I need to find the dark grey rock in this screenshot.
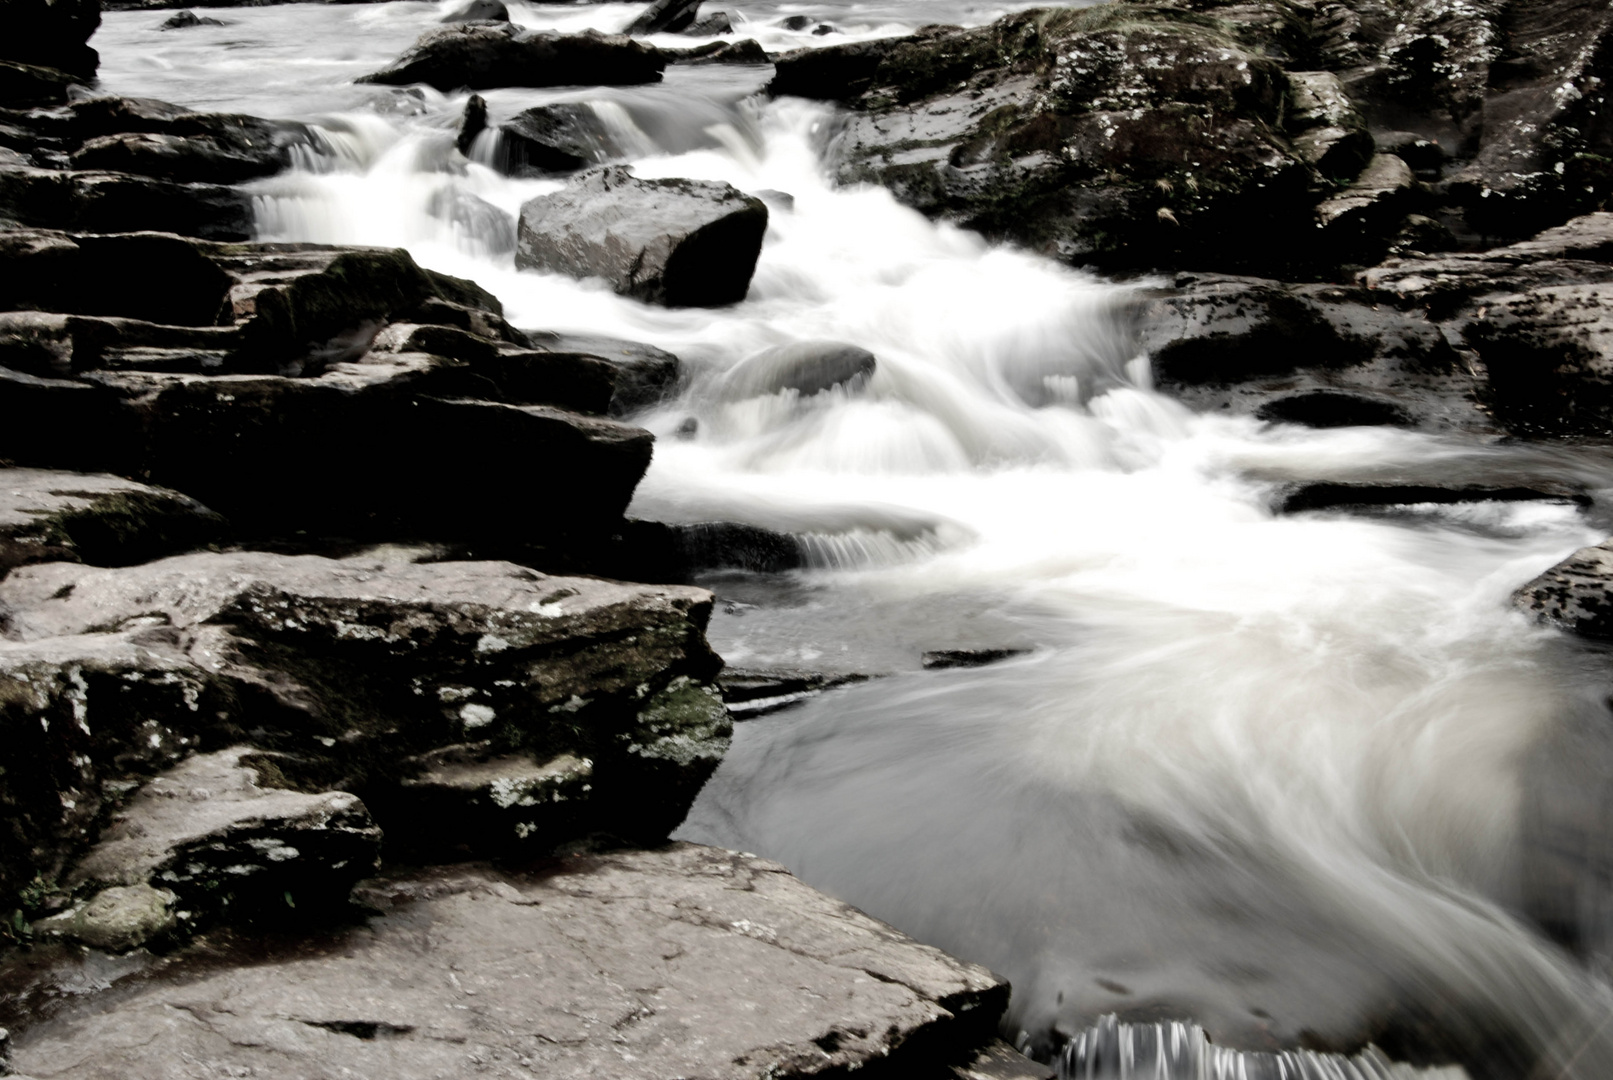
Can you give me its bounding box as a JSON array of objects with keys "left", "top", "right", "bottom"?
[
  {"left": 662, "top": 37, "right": 768, "bottom": 64},
  {"left": 159, "top": 10, "right": 224, "bottom": 29},
  {"left": 624, "top": 0, "right": 701, "bottom": 35},
  {"left": 0, "top": 0, "right": 100, "bottom": 82},
  {"left": 1255, "top": 391, "right": 1413, "bottom": 428},
  {"left": 719, "top": 340, "right": 875, "bottom": 399},
  {"left": 441, "top": 0, "right": 506, "bottom": 23},
  {"left": 0, "top": 166, "right": 255, "bottom": 240},
  {"left": 522, "top": 329, "right": 681, "bottom": 415},
  {"left": 9, "top": 846, "right": 1009, "bottom": 1079},
  {"left": 357, "top": 24, "right": 666, "bottom": 92},
  {"left": 718, "top": 666, "right": 872, "bottom": 719},
  {"left": 0, "top": 552, "right": 730, "bottom": 860},
  {"left": 922, "top": 648, "right": 1030, "bottom": 670},
  {"left": 497, "top": 102, "right": 617, "bottom": 174},
  {"left": 36, "top": 747, "right": 382, "bottom": 949},
  {"left": 516, "top": 166, "right": 767, "bottom": 308},
  {"left": 1279, "top": 481, "right": 1587, "bottom": 515},
  {"left": 455, "top": 92, "right": 487, "bottom": 155},
  {"left": 0, "top": 467, "right": 226, "bottom": 576},
  {"left": 772, "top": 9, "right": 1320, "bottom": 275},
  {"left": 1515, "top": 537, "right": 1613, "bottom": 639},
  {"left": 1286, "top": 71, "right": 1374, "bottom": 179},
  {"left": 684, "top": 11, "right": 732, "bottom": 35}
]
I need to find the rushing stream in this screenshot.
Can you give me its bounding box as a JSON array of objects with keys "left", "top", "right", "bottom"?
[{"left": 89, "top": 2, "right": 1613, "bottom": 1075}]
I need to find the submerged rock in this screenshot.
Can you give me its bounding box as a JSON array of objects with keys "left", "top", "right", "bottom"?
[
  {"left": 719, "top": 340, "right": 876, "bottom": 399},
  {"left": 9, "top": 846, "right": 1009, "bottom": 1079},
  {"left": 159, "top": 10, "right": 225, "bottom": 29},
  {"left": 515, "top": 166, "right": 767, "bottom": 307},
  {"left": 357, "top": 24, "right": 666, "bottom": 92},
  {"left": 440, "top": 0, "right": 506, "bottom": 23}
]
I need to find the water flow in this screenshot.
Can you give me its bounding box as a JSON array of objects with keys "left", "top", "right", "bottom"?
[{"left": 88, "top": 4, "right": 1613, "bottom": 1075}]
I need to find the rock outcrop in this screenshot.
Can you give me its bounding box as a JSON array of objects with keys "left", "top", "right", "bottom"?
[
  {"left": 7, "top": 846, "right": 1010, "bottom": 1079},
  {"left": 358, "top": 23, "right": 667, "bottom": 91},
  {"left": 516, "top": 166, "right": 768, "bottom": 307},
  {"left": 0, "top": 230, "right": 656, "bottom": 548},
  {"left": 0, "top": 552, "right": 730, "bottom": 919},
  {"left": 719, "top": 340, "right": 877, "bottom": 399}
]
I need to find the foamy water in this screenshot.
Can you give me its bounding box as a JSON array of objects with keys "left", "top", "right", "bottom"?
[{"left": 89, "top": 4, "right": 1613, "bottom": 1074}]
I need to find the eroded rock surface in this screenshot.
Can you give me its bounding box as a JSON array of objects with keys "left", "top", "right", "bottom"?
[
  {"left": 0, "top": 553, "right": 729, "bottom": 914},
  {"left": 1515, "top": 537, "right": 1613, "bottom": 638},
  {"left": 11, "top": 846, "right": 1010, "bottom": 1080},
  {"left": 0, "top": 468, "right": 225, "bottom": 575}
]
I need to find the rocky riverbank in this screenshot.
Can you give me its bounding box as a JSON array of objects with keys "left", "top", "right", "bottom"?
[{"left": 6, "top": 0, "right": 1613, "bottom": 1075}]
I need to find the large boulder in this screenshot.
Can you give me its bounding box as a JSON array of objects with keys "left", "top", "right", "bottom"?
[
  {"left": 0, "top": 166, "right": 256, "bottom": 239},
  {"left": 0, "top": 0, "right": 101, "bottom": 81},
  {"left": 495, "top": 102, "right": 619, "bottom": 175},
  {"left": 357, "top": 23, "right": 666, "bottom": 91},
  {"left": 516, "top": 166, "right": 767, "bottom": 307},
  {"left": 68, "top": 114, "right": 317, "bottom": 185},
  {"left": 8, "top": 846, "right": 1009, "bottom": 1079},
  {"left": 0, "top": 552, "right": 731, "bottom": 911},
  {"left": 772, "top": 6, "right": 1321, "bottom": 274}
]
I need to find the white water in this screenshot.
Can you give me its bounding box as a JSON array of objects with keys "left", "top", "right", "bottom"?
[{"left": 92, "top": 3, "right": 1613, "bottom": 1075}]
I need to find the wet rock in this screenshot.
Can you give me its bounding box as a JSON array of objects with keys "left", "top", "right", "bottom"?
[
  {"left": 604, "top": 518, "right": 804, "bottom": 583},
  {"left": 68, "top": 114, "right": 316, "bottom": 185},
  {"left": 1255, "top": 390, "right": 1412, "bottom": 428},
  {"left": 441, "top": 0, "right": 506, "bottom": 23},
  {"left": 515, "top": 165, "right": 767, "bottom": 308},
  {"left": 1515, "top": 537, "right": 1613, "bottom": 639},
  {"left": 1135, "top": 272, "right": 1493, "bottom": 432},
  {"left": 719, "top": 340, "right": 876, "bottom": 399},
  {"left": 0, "top": 468, "right": 226, "bottom": 576},
  {"left": 496, "top": 102, "right": 617, "bottom": 174},
  {"left": 38, "top": 748, "right": 381, "bottom": 948},
  {"left": 10, "top": 846, "right": 1008, "bottom": 1079},
  {"left": 159, "top": 10, "right": 224, "bottom": 29},
  {"left": 954, "top": 1040, "right": 1058, "bottom": 1080},
  {"left": 922, "top": 648, "right": 1030, "bottom": 670},
  {"left": 777, "top": 7, "right": 1319, "bottom": 274},
  {"left": 778, "top": 14, "right": 813, "bottom": 30},
  {"left": 0, "top": 0, "right": 101, "bottom": 82},
  {"left": 357, "top": 24, "right": 667, "bottom": 92},
  {"left": 454, "top": 92, "right": 487, "bottom": 155},
  {"left": 522, "top": 329, "right": 681, "bottom": 415},
  {"left": 719, "top": 667, "right": 872, "bottom": 719},
  {"left": 662, "top": 37, "right": 768, "bottom": 64},
  {"left": 1278, "top": 482, "right": 1587, "bottom": 515},
  {"left": 424, "top": 186, "right": 517, "bottom": 254},
  {"left": 684, "top": 11, "right": 732, "bottom": 35},
  {"left": 0, "top": 166, "right": 256, "bottom": 239},
  {"left": 0, "top": 60, "right": 79, "bottom": 110},
  {"left": 624, "top": 0, "right": 702, "bottom": 36},
  {"left": 0, "top": 552, "right": 730, "bottom": 850},
  {"left": 379, "top": 748, "right": 594, "bottom": 859}
]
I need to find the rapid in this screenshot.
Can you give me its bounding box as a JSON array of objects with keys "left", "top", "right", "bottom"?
[{"left": 90, "top": 2, "right": 1613, "bottom": 1075}]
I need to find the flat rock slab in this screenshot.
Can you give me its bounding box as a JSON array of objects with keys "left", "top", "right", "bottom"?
[{"left": 10, "top": 844, "right": 1009, "bottom": 1080}]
